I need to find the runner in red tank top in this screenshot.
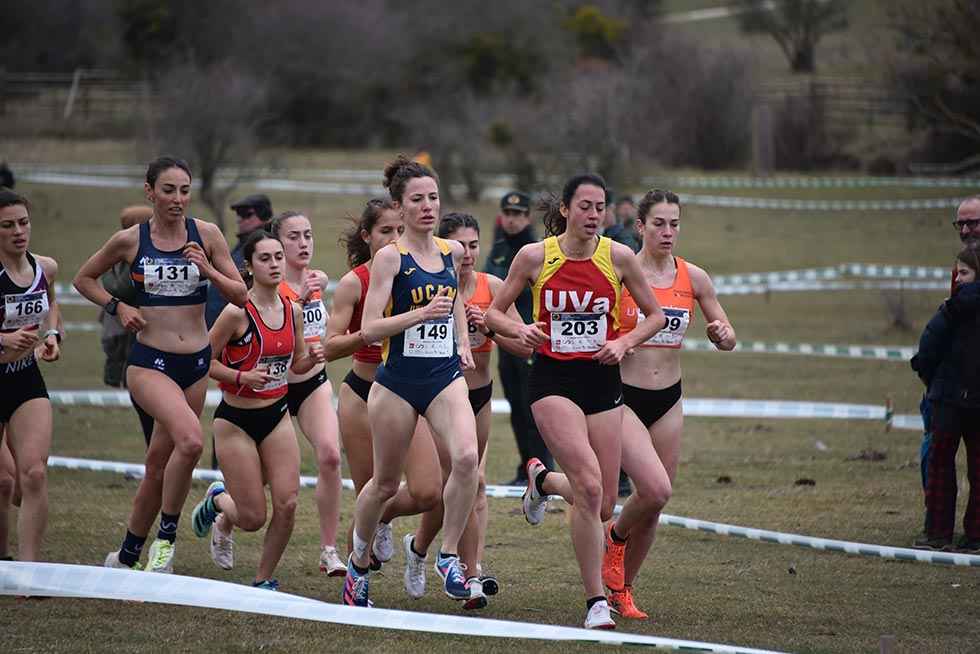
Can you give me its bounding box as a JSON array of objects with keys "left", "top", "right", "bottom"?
[
  {"left": 270, "top": 211, "right": 346, "bottom": 577},
  {"left": 486, "top": 174, "right": 666, "bottom": 629},
  {"left": 324, "top": 199, "right": 442, "bottom": 583},
  {"left": 191, "top": 231, "right": 325, "bottom": 591}
]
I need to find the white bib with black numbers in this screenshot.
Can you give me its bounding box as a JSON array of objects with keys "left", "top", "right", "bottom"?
[
  {"left": 143, "top": 258, "right": 201, "bottom": 297},
  {"left": 550, "top": 312, "right": 606, "bottom": 353},
  {"left": 468, "top": 322, "right": 487, "bottom": 349},
  {"left": 404, "top": 317, "right": 454, "bottom": 358},
  {"left": 639, "top": 307, "right": 690, "bottom": 348},
  {"left": 3, "top": 291, "right": 49, "bottom": 330},
  {"left": 302, "top": 299, "right": 327, "bottom": 340},
  {"left": 257, "top": 354, "right": 292, "bottom": 392}
]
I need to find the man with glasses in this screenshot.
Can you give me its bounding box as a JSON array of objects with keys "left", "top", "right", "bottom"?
[
  {"left": 916, "top": 196, "right": 980, "bottom": 533},
  {"left": 205, "top": 194, "right": 273, "bottom": 328},
  {"left": 485, "top": 191, "right": 555, "bottom": 485}
]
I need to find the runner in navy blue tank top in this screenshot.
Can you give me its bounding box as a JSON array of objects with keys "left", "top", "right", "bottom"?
[
  {"left": 74, "top": 156, "right": 246, "bottom": 574},
  {"left": 0, "top": 189, "right": 62, "bottom": 564},
  {"left": 343, "top": 156, "right": 479, "bottom": 609}
]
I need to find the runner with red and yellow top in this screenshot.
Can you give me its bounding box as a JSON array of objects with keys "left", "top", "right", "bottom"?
[
  {"left": 485, "top": 173, "right": 666, "bottom": 630},
  {"left": 408, "top": 212, "right": 531, "bottom": 610}
]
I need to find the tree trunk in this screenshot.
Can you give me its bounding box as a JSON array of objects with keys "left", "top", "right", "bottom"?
[{"left": 791, "top": 44, "right": 816, "bottom": 73}]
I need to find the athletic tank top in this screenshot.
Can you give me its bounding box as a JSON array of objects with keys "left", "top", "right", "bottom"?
[
  {"left": 467, "top": 272, "right": 495, "bottom": 354},
  {"left": 531, "top": 236, "right": 621, "bottom": 361},
  {"left": 0, "top": 253, "right": 49, "bottom": 333},
  {"left": 279, "top": 280, "right": 326, "bottom": 344},
  {"left": 130, "top": 218, "right": 209, "bottom": 307},
  {"left": 350, "top": 264, "right": 382, "bottom": 364},
  {"left": 619, "top": 256, "right": 696, "bottom": 349},
  {"left": 380, "top": 238, "right": 459, "bottom": 375},
  {"left": 218, "top": 294, "right": 295, "bottom": 399}
]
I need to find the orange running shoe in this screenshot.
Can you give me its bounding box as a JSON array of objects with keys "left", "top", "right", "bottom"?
[
  {"left": 601, "top": 523, "right": 626, "bottom": 591},
  {"left": 608, "top": 586, "right": 648, "bottom": 619}
]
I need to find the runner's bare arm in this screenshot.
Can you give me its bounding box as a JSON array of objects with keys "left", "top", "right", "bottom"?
[
  {"left": 486, "top": 244, "right": 547, "bottom": 346},
  {"left": 485, "top": 274, "right": 533, "bottom": 358},
  {"left": 195, "top": 221, "right": 247, "bottom": 307},
  {"left": 689, "top": 264, "right": 735, "bottom": 350},
  {"left": 324, "top": 271, "right": 368, "bottom": 361}
]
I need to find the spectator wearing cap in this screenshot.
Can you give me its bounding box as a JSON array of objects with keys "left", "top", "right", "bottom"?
[
  {"left": 0, "top": 161, "right": 14, "bottom": 189},
  {"left": 205, "top": 193, "right": 273, "bottom": 328},
  {"left": 603, "top": 191, "right": 640, "bottom": 253},
  {"left": 484, "top": 191, "right": 555, "bottom": 485}
]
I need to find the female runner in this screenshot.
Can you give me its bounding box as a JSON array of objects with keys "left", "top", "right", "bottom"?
[
  {"left": 75, "top": 156, "right": 246, "bottom": 573},
  {"left": 0, "top": 189, "right": 62, "bottom": 563},
  {"left": 408, "top": 212, "right": 532, "bottom": 609},
  {"left": 343, "top": 156, "right": 478, "bottom": 608},
  {"left": 269, "top": 210, "right": 345, "bottom": 576},
  {"left": 324, "top": 199, "right": 441, "bottom": 578},
  {"left": 191, "top": 230, "right": 325, "bottom": 589},
  {"left": 485, "top": 173, "right": 666, "bottom": 629},
  {"left": 527, "top": 189, "right": 736, "bottom": 619}
]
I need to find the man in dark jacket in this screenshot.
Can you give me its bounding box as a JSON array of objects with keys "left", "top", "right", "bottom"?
[
  {"left": 484, "top": 191, "right": 554, "bottom": 484},
  {"left": 205, "top": 193, "right": 273, "bottom": 328},
  {"left": 911, "top": 276, "right": 980, "bottom": 552}
]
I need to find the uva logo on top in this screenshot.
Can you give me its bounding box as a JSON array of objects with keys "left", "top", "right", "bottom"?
[{"left": 544, "top": 289, "right": 610, "bottom": 314}]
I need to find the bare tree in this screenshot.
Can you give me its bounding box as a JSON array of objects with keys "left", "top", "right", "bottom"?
[
  {"left": 736, "top": 0, "right": 849, "bottom": 73},
  {"left": 155, "top": 61, "right": 267, "bottom": 234}
]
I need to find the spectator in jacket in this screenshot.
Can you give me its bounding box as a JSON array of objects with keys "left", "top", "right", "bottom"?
[{"left": 911, "top": 246, "right": 980, "bottom": 553}]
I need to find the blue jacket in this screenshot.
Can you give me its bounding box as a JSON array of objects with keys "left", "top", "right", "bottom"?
[{"left": 911, "top": 281, "right": 980, "bottom": 408}]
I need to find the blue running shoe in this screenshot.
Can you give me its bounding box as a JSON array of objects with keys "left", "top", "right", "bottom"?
[
  {"left": 434, "top": 553, "right": 469, "bottom": 600},
  {"left": 251, "top": 578, "right": 279, "bottom": 591},
  {"left": 342, "top": 555, "right": 370, "bottom": 607},
  {"left": 191, "top": 481, "right": 225, "bottom": 538}
]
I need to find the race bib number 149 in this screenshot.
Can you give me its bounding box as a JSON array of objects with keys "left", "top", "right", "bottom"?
[{"left": 404, "top": 317, "right": 454, "bottom": 358}]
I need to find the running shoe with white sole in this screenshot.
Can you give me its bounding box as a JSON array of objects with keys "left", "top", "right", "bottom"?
[
  {"left": 191, "top": 481, "right": 225, "bottom": 538},
  {"left": 462, "top": 576, "right": 487, "bottom": 610},
  {"left": 584, "top": 599, "right": 616, "bottom": 629},
  {"left": 320, "top": 545, "right": 347, "bottom": 577},
  {"left": 608, "top": 586, "right": 648, "bottom": 619},
  {"left": 210, "top": 514, "right": 234, "bottom": 570},
  {"left": 373, "top": 522, "right": 394, "bottom": 562},
  {"left": 523, "top": 457, "right": 548, "bottom": 525},
  {"left": 403, "top": 534, "right": 427, "bottom": 599},
  {"left": 104, "top": 551, "right": 143, "bottom": 571},
  {"left": 434, "top": 552, "right": 469, "bottom": 600},
  {"left": 145, "top": 539, "right": 175, "bottom": 574},
  {"left": 342, "top": 555, "right": 370, "bottom": 607},
  {"left": 252, "top": 578, "right": 280, "bottom": 591},
  {"left": 475, "top": 563, "right": 499, "bottom": 595}
]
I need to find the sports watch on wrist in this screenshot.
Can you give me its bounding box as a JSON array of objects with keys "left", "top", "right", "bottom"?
[{"left": 104, "top": 297, "right": 120, "bottom": 316}]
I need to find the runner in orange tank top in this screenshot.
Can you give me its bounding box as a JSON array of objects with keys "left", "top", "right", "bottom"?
[
  {"left": 485, "top": 173, "right": 666, "bottom": 630},
  {"left": 324, "top": 199, "right": 442, "bottom": 584},
  {"left": 408, "top": 212, "right": 531, "bottom": 609},
  {"left": 534, "top": 189, "right": 736, "bottom": 619},
  {"left": 270, "top": 211, "right": 346, "bottom": 576}
]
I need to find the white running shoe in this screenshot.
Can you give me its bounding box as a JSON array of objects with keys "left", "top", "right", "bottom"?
[
  {"left": 462, "top": 576, "right": 487, "bottom": 610},
  {"left": 373, "top": 522, "right": 394, "bottom": 562},
  {"left": 145, "top": 539, "right": 175, "bottom": 574},
  {"left": 104, "top": 550, "right": 142, "bottom": 570},
  {"left": 320, "top": 545, "right": 347, "bottom": 577},
  {"left": 584, "top": 600, "right": 616, "bottom": 630},
  {"left": 523, "top": 458, "right": 548, "bottom": 526},
  {"left": 210, "top": 514, "right": 234, "bottom": 570},
  {"left": 402, "top": 534, "right": 427, "bottom": 599}
]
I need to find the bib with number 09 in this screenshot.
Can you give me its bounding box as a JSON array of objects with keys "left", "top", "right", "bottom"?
[
  {"left": 550, "top": 312, "right": 606, "bottom": 353},
  {"left": 144, "top": 258, "right": 201, "bottom": 297},
  {"left": 3, "top": 291, "right": 49, "bottom": 330},
  {"left": 639, "top": 307, "right": 689, "bottom": 348},
  {"left": 404, "top": 317, "right": 454, "bottom": 358},
  {"left": 257, "top": 354, "right": 292, "bottom": 392},
  {"left": 302, "top": 299, "right": 326, "bottom": 340}
]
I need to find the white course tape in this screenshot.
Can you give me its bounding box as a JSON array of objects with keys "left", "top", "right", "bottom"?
[
  {"left": 47, "top": 390, "right": 921, "bottom": 431},
  {"left": 713, "top": 263, "right": 949, "bottom": 286},
  {"left": 646, "top": 174, "right": 980, "bottom": 189},
  {"left": 683, "top": 339, "right": 915, "bottom": 361},
  {"left": 715, "top": 280, "right": 947, "bottom": 295},
  {"left": 44, "top": 456, "right": 979, "bottom": 568},
  {"left": 0, "top": 562, "right": 786, "bottom": 652},
  {"left": 676, "top": 193, "right": 964, "bottom": 211}
]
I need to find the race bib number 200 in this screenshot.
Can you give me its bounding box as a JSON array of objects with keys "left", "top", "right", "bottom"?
[
  {"left": 302, "top": 299, "right": 327, "bottom": 340},
  {"left": 144, "top": 258, "right": 201, "bottom": 297},
  {"left": 3, "top": 291, "right": 49, "bottom": 330},
  {"left": 404, "top": 317, "right": 454, "bottom": 358},
  {"left": 550, "top": 312, "right": 606, "bottom": 353}
]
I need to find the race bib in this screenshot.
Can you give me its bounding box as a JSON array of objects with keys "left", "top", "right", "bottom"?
[
  {"left": 143, "top": 258, "right": 201, "bottom": 296},
  {"left": 302, "top": 299, "right": 327, "bottom": 340},
  {"left": 639, "top": 307, "right": 690, "bottom": 348},
  {"left": 468, "top": 321, "right": 487, "bottom": 349},
  {"left": 404, "top": 317, "right": 454, "bottom": 358},
  {"left": 257, "top": 354, "right": 291, "bottom": 392},
  {"left": 3, "top": 291, "right": 49, "bottom": 330},
  {"left": 550, "top": 312, "right": 606, "bottom": 353}
]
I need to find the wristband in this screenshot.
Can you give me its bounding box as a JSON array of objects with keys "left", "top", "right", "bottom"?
[
  {"left": 483, "top": 328, "right": 496, "bottom": 339},
  {"left": 44, "top": 329, "right": 62, "bottom": 344}
]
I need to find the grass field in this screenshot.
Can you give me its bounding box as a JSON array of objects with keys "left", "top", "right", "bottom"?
[{"left": 2, "top": 141, "right": 978, "bottom": 653}]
